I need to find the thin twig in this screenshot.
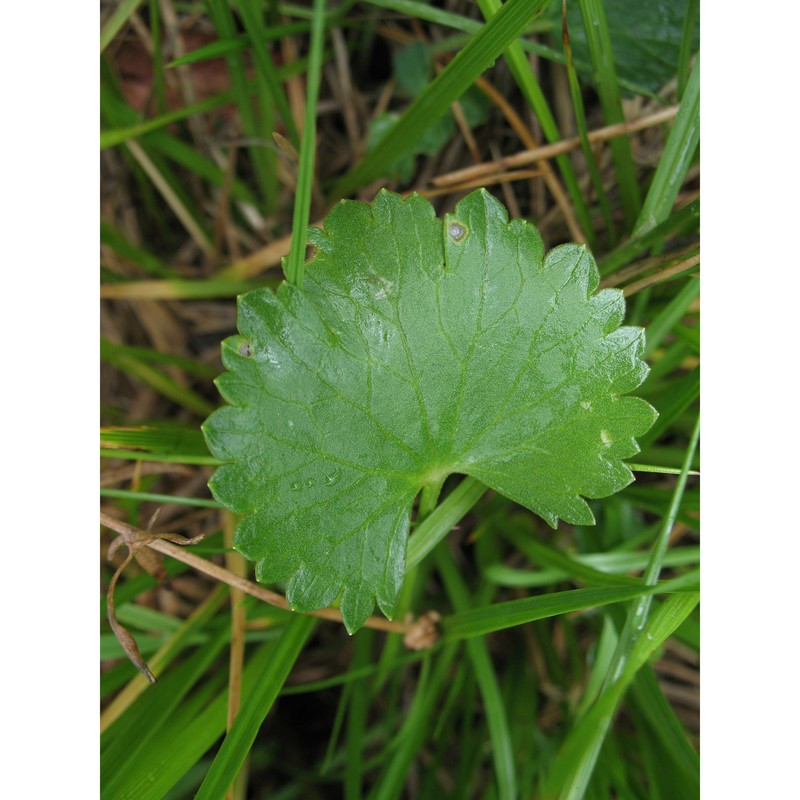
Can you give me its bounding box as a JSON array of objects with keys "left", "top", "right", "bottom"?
[
  {"left": 100, "top": 512, "right": 419, "bottom": 639},
  {"left": 418, "top": 169, "right": 541, "bottom": 199},
  {"left": 622, "top": 254, "right": 700, "bottom": 297},
  {"left": 432, "top": 105, "right": 679, "bottom": 188},
  {"left": 472, "top": 75, "right": 587, "bottom": 243},
  {"left": 125, "top": 140, "right": 216, "bottom": 261},
  {"left": 600, "top": 243, "right": 699, "bottom": 289}
]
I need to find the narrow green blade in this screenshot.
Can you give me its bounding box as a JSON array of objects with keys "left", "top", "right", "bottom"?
[
  {"left": 332, "top": 0, "right": 550, "bottom": 197},
  {"left": 194, "top": 615, "right": 316, "bottom": 800}
]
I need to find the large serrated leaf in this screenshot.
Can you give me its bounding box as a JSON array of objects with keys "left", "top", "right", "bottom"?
[{"left": 203, "top": 190, "right": 656, "bottom": 632}]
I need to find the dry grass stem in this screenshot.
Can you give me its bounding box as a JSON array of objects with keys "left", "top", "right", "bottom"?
[
  {"left": 433, "top": 105, "right": 679, "bottom": 188},
  {"left": 125, "top": 140, "right": 216, "bottom": 261},
  {"left": 622, "top": 253, "right": 700, "bottom": 297},
  {"left": 224, "top": 511, "right": 247, "bottom": 800},
  {"left": 473, "top": 76, "right": 587, "bottom": 243},
  {"left": 100, "top": 513, "right": 439, "bottom": 647},
  {"left": 419, "top": 168, "right": 542, "bottom": 199}
]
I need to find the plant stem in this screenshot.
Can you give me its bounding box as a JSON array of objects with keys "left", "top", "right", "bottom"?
[
  {"left": 408, "top": 476, "right": 486, "bottom": 567},
  {"left": 417, "top": 476, "right": 446, "bottom": 522},
  {"left": 284, "top": 0, "right": 327, "bottom": 287}
]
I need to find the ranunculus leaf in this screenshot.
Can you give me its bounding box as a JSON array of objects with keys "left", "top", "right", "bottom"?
[{"left": 203, "top": 190, "right": 656, "bottom": 632}]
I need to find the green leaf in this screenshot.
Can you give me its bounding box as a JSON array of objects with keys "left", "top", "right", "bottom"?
[
  {"left": 393, "top": 42, "right": 434, "bottom": 98},
  {"left": 366, "top": 111, "right": 455, "bottom": 183},
  {"left": 203, "top": 190, "right": 656, "bottom": 633},
  {"left": 551, "top": 0, "right": 699, "bottom": 96}
]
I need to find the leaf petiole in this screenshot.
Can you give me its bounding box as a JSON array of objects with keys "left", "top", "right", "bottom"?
[{"left": 417, "top": 476, "right": 446, "bottom": 522}]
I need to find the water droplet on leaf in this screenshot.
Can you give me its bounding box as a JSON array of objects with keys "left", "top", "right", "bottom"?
[{"left": 325, "top": 469, "right": 341, "bottom": 486}]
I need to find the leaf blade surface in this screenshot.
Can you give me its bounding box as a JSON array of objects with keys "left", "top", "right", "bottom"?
[{"left": 204, "top": 190, "right": 656, "bottom": 632}]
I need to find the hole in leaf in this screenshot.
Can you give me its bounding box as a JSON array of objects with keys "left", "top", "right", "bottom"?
[{"left": 448, "top": 221, "right": 467, "bottom": 242}]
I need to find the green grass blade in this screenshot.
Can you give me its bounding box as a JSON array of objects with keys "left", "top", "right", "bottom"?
[
  {"left": 194, "top": 615, "right": 316, "bottom": 800},
  {"left": 364, "top": 0, "right": 491, "bottom": 33},
  {"left": 166, "top": 24, "right": 311, "bottom": 67},
  {"left": 205, "top": 0, "right": 274, "bottom": 212},
  {"left": 639, "top": 367, "right": 699, "bottom": 449},
  {"left": 370, "top": 646, "right": 459, "bottom": 800},
  {"left": 645, "top": 341, "right": 692, "bottom": 385},
  {"left": 148, "top": 0, "right": 167, "bottom": 113},
  {"left": 103, "top": 62, "right": 312, "bottom": 153},
  {"left": 284, "top": 0, "right": 327, "bottom": 287},
  {"left": 629, "top": 666, "right": 699, "bottom": 788},
  {"left": 101, "top": 220, "right": 176, "bottom": 278},
  {"left": 169, "top": 36, "right": 250, "bottom": 66},
  {"left": 443, "top": 585, "right": 652, "bottom": 641},
  {"left": 541, "top": 592, "right": 699, "bottom": 800},
  {"left": 437, "top": 552, "right": 517, "bottom": 800},
  {"left": 644, "top": 278, "right": 701, "bottom": 357},
  {"left": 542, "top": 417, "right": 701, "bottom": 795},
  {"left": 476, "top": 0, "right": 594, "bottom": 244},
  {"left": 107, "top": 637, "right": 275, "bottom": 800},
  {"left": 99, "top": 337, "right": 217, "bottom": 378},
  {"left": 102, "top": 625, "right": 231, "bottom": 789},
  {"left": 576, "top": 0, "right": 641, "bottom": 229},
  {"left": 280, "top": 651, "right": 425, "bottom": 696},
  {"left": 235, "top": 0, "right": 300, "bottom": 146},
  {"left": 332, "top": 0, "right": 551, "bottom": 198},
  {"left": 100, "top": 0, "right": 146, "bottom": 54},
  {"left": 110, "top": 674, "right": 228, "bottom": 799},
  {"left": 677, "top": 0, "right": 699, "bottom": 99},
  {"left": 100, "top": 338, "right": 214, "bottom": 416},
  {"left": 100, "top": 92, "right": 235, "bottom": 150},
  {"left": 483, "top": 547, "right": 699, "bottom": 589},
  {"left": 365, "top": 0, "right": 661, "bottom": 100},
  {"left": 574, "top": 615, "right": 618, "bottom": 718},
  {"left": 634, "top": 55, "right": 700, "bottom": 236},
  {"left": 344, "top": 630, "right": 374, "bottom": 799},
  {"left": 561, "top": 0, "right": 615, "bottom": 248},
  {"left": 605, "top": 414, "right": 701, "bottom": 686},
  {"left": 100, "top": 424, "right": 214, "bottom": 461},
  {"left": 101, "top": 276, "right": 276, "bottom": 300},
  {"left": 100, "top": 488, "right": 223, "bottom": 508},
  {"left": 628, "top": 463, "right": 699, "bottom": 476},
  {"left": 599, "top": 198, "right": 699, "bottom": 276},
  {"left": 503, "top": 527, "right": 643, "bottom": 588}
]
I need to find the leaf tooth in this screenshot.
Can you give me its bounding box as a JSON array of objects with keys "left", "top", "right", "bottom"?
[
  {"left": 306, "top": 225, "right": 332, "bottom": 254},
  {"left": 590, "top": 288, "right": 626, "bottom": 334},
  {"left": 558, "top": 494, "right": 596, "bottom": 526},
  {"left": 286, "top": 563, "right": 341, "bottom": 613},
  {"left": 340, "top": 583, "right": 376, "bottom": 635},
  {"left": 544, "top": 243, "right": 600, "bottom": 297}
]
